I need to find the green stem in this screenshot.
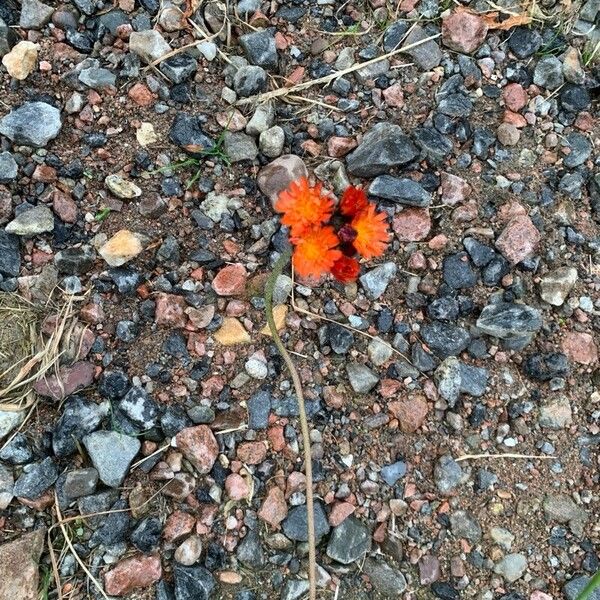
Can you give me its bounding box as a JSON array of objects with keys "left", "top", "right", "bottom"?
[
  {"left": 265, "top": 248, "right": 317, "bottom": 600},
  {"left": 576, "top": 571, "right": 600, "bottom": 600}
]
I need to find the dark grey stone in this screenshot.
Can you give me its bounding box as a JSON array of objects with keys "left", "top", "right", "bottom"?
[
  {"left": 173, "top": 564, "right": 216, "bottom": 600},
  {"left": 282, "top": 502, "right": 330, "bottom": 542},
  {"left": 0, "top": 231, "right": 20, "bottom": 277},
  {"left": 421, "top": 322, "right": 471, "bottom": 358},
  {"left": 326, "top": 516, "right": 371, "bottom": 564},
  {"left": 369, "top": 175, "right": 431, "bottom": 207},
  {"left": 0, "top": 102, "right": 62, "bottom": 147},
  {"left": 239, "top": 29, "right": 277, "bottom": 70},
  {"left": 13, "top": 457, "right": 59, "bottom": 499}
]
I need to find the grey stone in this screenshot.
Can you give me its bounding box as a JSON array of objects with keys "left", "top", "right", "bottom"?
[
  {"left": 233, "top": 65, "right": 267, "bottom": 97},
  {"left": 494, "top": 553, "right": 527, "bottom": 582},
  {"left": 564, "top": 576, "right": 600, "bottom": 600},
  {"left": 380, "top": 461, "right": 407, "bottom": 486},
  {"left": 236, "top": 528, "right": 265, "bottom": 570},
  {"left": 259, "top": 126, "right": 285, "bottom": 158},
  {"left": 282, "top": 502, "right": 330, "bottom": 541},
  {"left": 83, "top": 431, "right": 141, "bottom": 487},
  {"left": 435, "top": 357, "right": 462, "bottom": 405},
  {"left": 0, "top": 231, "right": 20, "bottom": 277},
  {"left": 0, "top": 463, "right": 13, "bottom": 509},
  {"left": 0, "top": 102, "right": 62, "bottom": 147},
  {"left": 20, "top": 0, "right": 54, "bottom": 29},
  {"left": 359, "top": 262, "right": 397, "bottom": 299},
  {"left": 281, "top": 580, "right": 310, "bottom": 600},
  {"left": 434, "top": 454, "right": 464, "bottom": 494},
  {"left": 369, "top": 175, "right": 431, "bottom": 207},
  {"left": 355, "top": 58, "right": 390, "bottom": 84},
  {"left": 562, "top": 133, "right": 592, "bottom": 168},
  {"left": 364, "top": 558, "right": 407, "bottom": 595},
  {"left": 169, "top": 113, "right": 214, "bottom": 153},
  {"left": 5, "top": 205, "right": 54, "bottom": 236},
  {"left": 0, "top": 409, "right": 25, "bottom": 442},
  {"left": 346, "top": 363, "right": 379, "bottom": 394},
  {"left": 13, "top": 457, "right": 59, "bottom": 499},
  {"left": 508, "top": 26, "right": 542, "bottom": 58},
  {"left": 248, "top": 390, "right": 271, "bottom": 430},
  {"left": 543, "top": 493, "right": 588, "bottom": 537},
  {"left": 347, "top": 122, "right": 418, "bottom": 177},
  {"left": 476, "top": 302, "right": 542, "bottom": 340},
  {"left": 246, "top": 101, "right": 275, "bottom": 136},
  {"left": 402, "top": 25, "right": 442, "bottom": 70},
  {"left": 78, "top": 67, "right": 116, "bottom": 90},
  {"left": 0, "top": 18, "right": 19, "bottom": 57},
  {"left": 0, "top": 152, "right": 17, "bottom": 182},
  {"left": 413, "top": 126, "right": 453, "bottom": 164},
  {"left": 223, "top": 132, "right": 258, "bottom": 162},
  {"left": 0, "top": 433, "right": 33, "bottom": 464},
  {"left": 327, "top": 516, "right": 371, "bottom": 564},
  {"left": 443, "top": 252, "right": 477, "bottom": 288},
  {"left": 449, "top": 510, "right": 482, "bottom": 541},
  {"left": 533, "top": 55, "right": 564, "bottom": 90},
  {"left": 383, "top": 21, "right": 410, "bottom": 52},
  {"left": 240, "top": 29, "right": 277, "bottom": 69},
  {"left": 62, "top": 468, "right": 98, "bottom": 499},
  {"left": 128, "top": 30, "right": 171, "bottom": 63},
  {"left": 539, "top": 267, "right": 578, "bottom": 306}
]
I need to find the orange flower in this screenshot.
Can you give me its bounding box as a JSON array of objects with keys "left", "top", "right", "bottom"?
[
  {"left": 292, "top": 226, "right": 341, "bottom": 279},
  {"left": 351, "top": 204, "right": 390, "bottom": 259},
  {"left": 274, "top": 177, "right": 334, "bottom": 237},
  {"left": 331, "top": 255, "right": 360, "bottom": 283},
  {"left": 339, "top": 186, "right": 368, "bottom": 217}
]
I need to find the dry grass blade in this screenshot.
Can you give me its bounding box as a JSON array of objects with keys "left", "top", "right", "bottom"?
[
  {"left": 235, "top": 33, "right": 441, "bottom": 107},
  {"left": 0, "top": 294, "right": 75, "bottom": 410},
  {"left": 455, "top": 452, "right": 556, "bottom": 461}
]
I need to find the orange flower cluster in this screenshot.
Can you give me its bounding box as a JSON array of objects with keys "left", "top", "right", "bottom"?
[{"left": 274, "top": 177, "right": 390, "bottom": 282}]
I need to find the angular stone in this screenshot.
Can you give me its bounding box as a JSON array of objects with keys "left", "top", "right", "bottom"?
[
  {"left": 105, "top": 174, "right": 142, "bottom": 199},
  {"left": 369, "top": 175, "right": 431, "bottom": 207},
  {"left": 359, "top": 262, "right": 397, "bottom": 300},
  {"left": 476, "top": 302, "right": 542, "bottom": 341},
  {"left": 99, "top": 229, "right": 144, "bottom": 267},
  {"left": 6, "top": 205, "right": 54, "bottom": 236},
  {"left": 393, "top": 208, "right": 431, "bottom": 241},
  {"left": 129, "top": 30, "right": 171, "bottom": 63},
  {"left": 212, "top": 264, "right": 247, "bottom": 295},
  {"left": 364, "top": 558, "right": 407, "bottom": 596},
  {"left": 258, "top": 487, "right": 288, "bottom": 527},
  {"left": 561, "top": 331, "right": 598, "bottom": 365},
  {"left": 347, "top": 122, "right": 418, "bottom": 177},
  {"left": 442, "top": 11, "right": 488, "bottom": 54},
  {"left": 175, "top": 425, "right": 218, "bottom": 474},
  {"left": 83, "top": 431, "right": 141, "bottom": 487},
  {"left": 214, "top": 317, "right": 251, "bottom": 345},
  {"left": 104, "top": 554, "right": 162, "bottom": 596},
  {"left": 257, "top": 155, "right": 308, "bottom": 205},
  {"left": 20, "top": 0, "right": 54, "bottom": 29},
  {"left": 0, "top": 102, "right": 61, "bottom": 147},
  {"left": 0, "top": 529, "right": 45, "bottom": 600},
  {"left": 2, "top": 41, "right": 38, "bottom": 80},
  {"left": 34, "top": 361, "right": 95, "bottom": 400},
  {"left": 539, "top": 396, "right": 572, "bottom": 429},
  {"left": 539, "top": 267, "right": 578, "bottom": 306},
  {"left": 282, "top": 502, "right": 330, "bottom": 542},
  {"left": 346, "top": 363, "right": 379, "bottom": 394},
  {"left": 494, "top": 554, "right": 527, "bottom": 583},
  {"left": 402, "top": 25, "right": 442, "bottom": 70},
  {"left": 327, "top": 516, "right": 371, "bottom": 564}
]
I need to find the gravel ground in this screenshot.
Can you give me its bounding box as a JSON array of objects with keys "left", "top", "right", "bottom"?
[{"left": 0, "top": 0, "right": 599, "bottom": 599}]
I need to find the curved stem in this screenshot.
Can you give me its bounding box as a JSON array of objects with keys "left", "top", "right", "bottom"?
[{"left": 265, "top": 249, "right": 316, "bottom": 600}]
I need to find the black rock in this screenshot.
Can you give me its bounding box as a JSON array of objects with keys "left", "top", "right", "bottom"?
[
  {"left": 173, "top": 564, "right": 216, "bottom": 600},
  {"left": 421, "top": 323, "right": 471, "bottom": 358},
  {"left": 508, "top": 27, "right": 543, "bottom": 58},
  {"left": 369, "top": 175, "right": 431, "bottom": 207},
  {"left": 247, "top": 390, "right": 271, "bottom": 430},
  {"left": 54, "top": 247, "right": 96, "bottom": 275},
  {"left": 90, "top": 499, "right": 131, "bottom": 546},
  {"left": 156, "top": 581, "right": 175, "bottom": 600},
  {"left": 0, "top": 231, "right": 20, "bottom": 277},
  {"left": 13, "top": 457, "right": 59, "bottom": 499},
  {"left": 523, "top": 353, "right": 569, "bottom": 381},
  {"left": 346, "top": 122, "right": 418, "bottom": 177},
  {"left": 236, "top": 528, "right": 265, "bottom": 570},
  {"left": 482, "top": 256, "right": 510, "bottom": 286},
  {"left": 52, "top": 396, "right": 108, "bottom": 457},
  {"left": 119, "top": 386, "right": 160, "bottom": 430},
  {"left": 131, "top": 516, "right": 162, "bottom": 553},
  {"left": 239, "top": 29, "right": 277, "bottom": 70},
  {"left": 109, "top": 268, "right": 142, "bottom": 295},
  {"left": 383, "top": 21, "right": 410, "bottom": 52},
  {"left": 275, "top": 6, "right": 305, "bottom": 22},
  {"left": 160, "top": 54, "right": 198, "bottom": 84},
  {"left": 443, "top": 252, "right": 477, "bottom": 289},
  {"left": 98, "top": 370, "right": 130, "bottom": 399},
  {"left": 427, "top": 297, "right": 460, "bottom": 321},
  {"left": 559, "top": 84, "right": 591, "bottom": 113},
  {"left": 472, "top": 127, "right": 496, "bottom": 159},
  {"left": 161, "top": 405, "right": 192, "bottom": 437},
  {"left": 413, "top": 126, "right": 453, "bottom": 164},
  {"left": 463, "top": 237, "right": 495, "bottom": 267},
  {"left": 282, "top": 502, "right": 330, "bottom": 542},
  {"left": 169, "top": 113, "right": 215, "bottom": 154},
  {"left": 437, "top": 94, "right": 473, "bottom": 117},
  {"left": 411, "top": 342, "right": 439, "bottom": 372},
  {"left": 323, "top": 323, "right": 354, "bottom": 355},
  {"left": 431, "top": 581, "right": 459, "bottom": 600}
]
